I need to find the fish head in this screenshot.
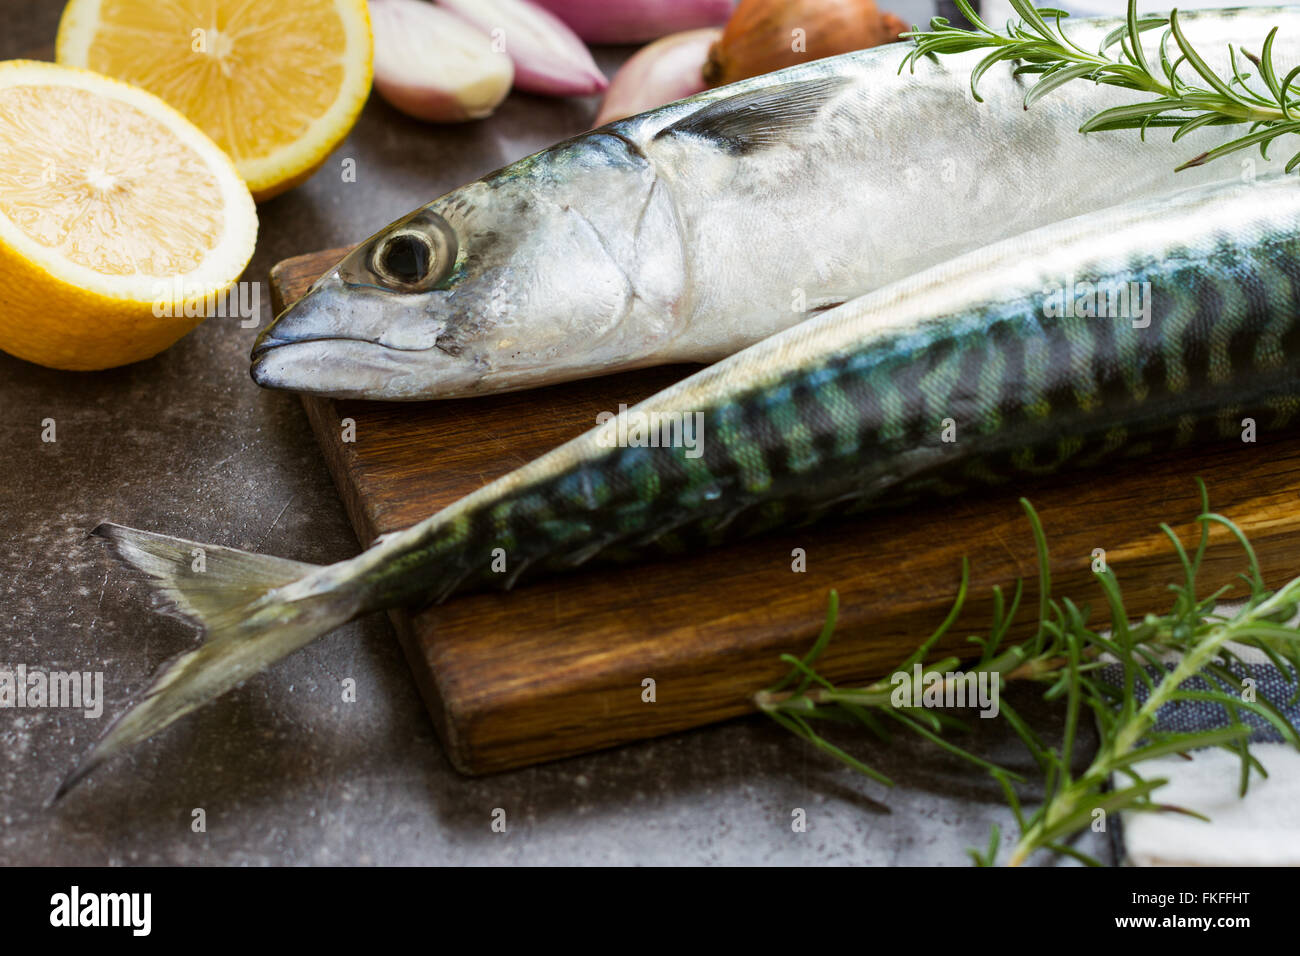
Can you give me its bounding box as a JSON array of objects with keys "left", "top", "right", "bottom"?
[{"left": 251, "top": 133, "right": 686, "bottom": 400}]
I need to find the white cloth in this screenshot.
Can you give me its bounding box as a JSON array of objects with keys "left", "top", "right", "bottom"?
[
  {"left": 978, "top": 0, "right": 1263, "bottom": 27},
  {"left": 1101, "top": 642, "right": 1300, "bottom": 865},
  {"left": 1122, "top": 744, "right": 1300, "bottom": 866}
]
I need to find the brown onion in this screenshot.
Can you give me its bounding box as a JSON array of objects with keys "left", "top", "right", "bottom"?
[{"left": 704, "top": 0, "right": 906, "bottom": 87}]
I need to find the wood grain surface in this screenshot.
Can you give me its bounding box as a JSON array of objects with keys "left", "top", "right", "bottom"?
[{"left": 270, "top": 247, "right": 1300, "bottom": 775}]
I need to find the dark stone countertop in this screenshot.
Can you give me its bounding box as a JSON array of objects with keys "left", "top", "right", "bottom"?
[{"left": 0, "top": 0, "right": 1106, "bottom": 865}]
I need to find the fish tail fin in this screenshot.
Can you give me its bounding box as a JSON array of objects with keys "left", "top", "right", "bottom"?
[{"left": 56, "top": 523, "right": 362, "bottom": 801}]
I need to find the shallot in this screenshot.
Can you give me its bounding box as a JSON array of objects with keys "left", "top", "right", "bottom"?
[
  {"left": 532, "top": 0, "right": 734, "bottom": 45},
  {"left": 594, "top": 28, "right": 720, "bottom": 125},
  {"left": 369, "top": 0, "right": 514, "bottom": 122},
  {"left": 440, "top": 0, "right": 607, "bottom": 97}
]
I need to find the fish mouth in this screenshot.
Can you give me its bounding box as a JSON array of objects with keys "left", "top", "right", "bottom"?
[
  {"left": 250, "top": 269, "right": 470, "bottom": 398},
  {"left": 250, "top": 332, "right": 492, "bottom": 400},
  {"left": 252, "top": 260, "right": 450, "bottom": 362},
  {"left": 251, "top": 329, "right": 331, "bottom": 361},
  {"left": 251, "top": 336, "right": 425, "bottom": 399},
  {"left": 250, "top": 329, "right": 440, "bottom": 360}
]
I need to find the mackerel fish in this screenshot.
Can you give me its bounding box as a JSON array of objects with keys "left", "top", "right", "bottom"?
[
  {"left": 251, "top": 6, "right": 1300, "bottom": 400},
  {"left": 72, "top": 173, "right": 1300, "bottom": 792}
]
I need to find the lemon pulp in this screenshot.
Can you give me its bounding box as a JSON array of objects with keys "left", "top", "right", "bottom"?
[
  {"left": 0, "top": 61, "right": 257, "bottom": 371},
  {"left": 58, "top": 0, "right": 373, "bottom": 200}
]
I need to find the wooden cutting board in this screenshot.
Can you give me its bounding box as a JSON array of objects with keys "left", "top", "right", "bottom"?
[{"left": 270, "top": 248, "right": 1300, "bottom": 775}]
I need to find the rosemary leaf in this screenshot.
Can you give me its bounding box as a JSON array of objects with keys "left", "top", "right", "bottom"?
[
  {"left": 903, "top": 0, "right": 1300, "bottom": 171},
  {"left": 758, "top": 482, "right": 1300, "bottom": 865}
]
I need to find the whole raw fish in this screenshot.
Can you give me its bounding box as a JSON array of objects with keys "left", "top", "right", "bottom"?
[
  {"left": 251, "top": 5, "right": 1300, "bottom": 400},
  {"left": 72, "top": 173, "right": 1300, "bottom": 792}
]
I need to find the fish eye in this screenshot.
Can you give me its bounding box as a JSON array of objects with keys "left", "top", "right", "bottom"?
[
  {"left": 365, "top": 209, "right": 459, "bottom": 292},
  {"left": 375, "top": 232, "right": 431, "bottom": 286}
]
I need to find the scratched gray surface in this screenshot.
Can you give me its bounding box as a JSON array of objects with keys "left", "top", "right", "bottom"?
[{"left": 0, "top": 0, "right": 1110, "bottom": 866}]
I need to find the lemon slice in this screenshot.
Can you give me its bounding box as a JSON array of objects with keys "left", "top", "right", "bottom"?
[
  {"left": 0, "top": 60, "right": 257, "bottom": 371},
  {"left": 57, "top": 0, "right": 373, "bottom": 201}
]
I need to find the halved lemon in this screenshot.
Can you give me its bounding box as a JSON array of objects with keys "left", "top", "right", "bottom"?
[
  {"left": 0, "top": 60, "right": 257, "bottom": 371},
  {"left": 57, "top": 0, "right": 373, "bottom": 201}
]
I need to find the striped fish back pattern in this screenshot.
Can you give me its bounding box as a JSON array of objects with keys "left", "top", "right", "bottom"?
[{"left": 372, "top": 213, "right": 1300, "bottom": 608}]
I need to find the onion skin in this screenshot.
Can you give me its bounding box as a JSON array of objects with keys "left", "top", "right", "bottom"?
[
  {"left": 439, "top": 0, "right": 608, "bottom": 97},
  {"left": 531, "top": 0, "right": 734, "bottom": 44},
  {"left": 704, "top": 0, "right": 906, "bottom": 87},
  {"left": 369, "top": 0, "right": 514, "bottom": 122},
  {"left": 594, "top": 28, "right": 719, "bottom": 126}
]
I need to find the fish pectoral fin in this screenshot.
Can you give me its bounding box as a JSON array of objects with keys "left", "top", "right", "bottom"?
[{"left": 654, "top": 75, "right": 852, "bottom": 155}]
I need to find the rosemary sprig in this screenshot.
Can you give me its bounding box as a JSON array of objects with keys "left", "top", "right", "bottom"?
[
  {"left": 759, "top": 481, "right": 1300, "bottom": 866},
  {"left": 903, "top": 0, "right": 1300, "bottom": 171}
]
